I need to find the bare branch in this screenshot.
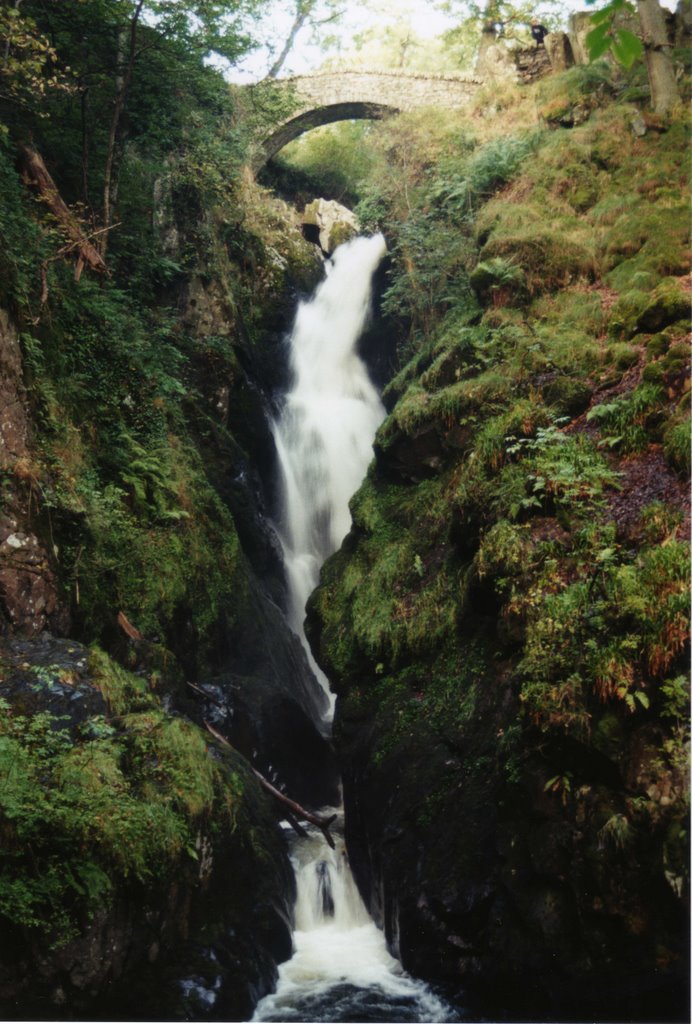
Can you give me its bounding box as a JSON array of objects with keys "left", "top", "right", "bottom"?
[{"left": 203, "top": 720, "right": 337, "bottom": 848}]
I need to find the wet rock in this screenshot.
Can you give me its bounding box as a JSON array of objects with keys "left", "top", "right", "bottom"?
[
  {"left": 0, "top": 634, "right": 105, "bottom": 729},
  {"left": 196, "top": 578, "right": 340, "bottom": 810}
]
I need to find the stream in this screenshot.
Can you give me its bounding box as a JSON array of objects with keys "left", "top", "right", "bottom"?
[{"left": 252, "top": 235, "right": 458, "bottom": 1023}]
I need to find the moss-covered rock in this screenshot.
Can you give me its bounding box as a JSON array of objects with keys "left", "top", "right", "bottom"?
[
  {"left": 307, "top": 89, "right": 690, "bottom": 1024},
  {"left": 541, "top": 376, "right": 593, "bottom": 416},
  {"left": 0, "top": 638, "right": 294, "bottom": 1020},
  {"left": 635, "top": 278, "right": 691, "bottom": 334},
  {"left": 536, "top": 61, "right": 615, "bottom": 127}
]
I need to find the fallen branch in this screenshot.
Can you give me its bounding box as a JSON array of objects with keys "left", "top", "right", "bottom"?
[
  {"left": 17, "top": 141, "right": 108, "bottom": 279},
  {"left": 203, "top": 719, "right": 336, "bottom": 849}
]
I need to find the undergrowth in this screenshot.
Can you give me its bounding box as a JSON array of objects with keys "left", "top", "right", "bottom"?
[
  {"left": 310, "top": 68, "right": 690, "bottom": 870},
  {"left": 0, "top": 647, "right": 242, "bottom": 946}
]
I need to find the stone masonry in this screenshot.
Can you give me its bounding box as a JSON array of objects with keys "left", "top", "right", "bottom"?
[{"left": 253, "top": 69, "right": 482, "bottom": 168}]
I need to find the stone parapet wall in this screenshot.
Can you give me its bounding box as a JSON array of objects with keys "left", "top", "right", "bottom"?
[{"left": 283, "top": 69, "right": 482, "bottom": 114}]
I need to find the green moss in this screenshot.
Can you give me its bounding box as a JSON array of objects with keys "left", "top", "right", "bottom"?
[
  {"left": 608, "top": 343, "right": 640, "bottom": 370},
  {"left": 635, "top": 279, "right": 690, "bottom": 335},
  {"left": 0, "top": 650, "right": 245, "bottom": 945},
  {"left": 88, "top": 647, "right": 150, "bottom": 714},
  {"left": 536, "top": 61, "right": 615, "bottom": 126},
  {"left": 476, "top": 201, "right": 595, "bottom": 295},
  {"left": 608, "top": 290, "right": 650, "bottom": 339},
  {"left": 663, "top": 417, "right": 691, "bottom": 476},
  {"left": 532, "top": 289, "right": 607, "bottom": 338},
  {"left": 476, "top": 520, "right": 531, "bottom": 593},
  {"left": 603, "top": 206, "right": 690, "bottom": 291},
  {"left": 541, "top": 377, "right": 593, "bottom": 417}
]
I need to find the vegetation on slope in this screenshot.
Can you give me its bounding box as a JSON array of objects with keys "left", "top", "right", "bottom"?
[
  {"left": 0, "top": 4, "right": 316, "bottom": 1011},
  {"left": 306, "top": 58, "right": 690, "bottom": 1019}
]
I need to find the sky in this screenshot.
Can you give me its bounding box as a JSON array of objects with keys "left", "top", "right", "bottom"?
[
  {"left": 224, "top": 0, "right": 678, "bottom": 83},
  {"left": 225, "top": 1, "right": 570, "bottom": 82}
]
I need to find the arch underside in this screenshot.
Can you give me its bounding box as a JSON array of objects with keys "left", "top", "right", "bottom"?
[{"left": 256, "top": 101, "right": 400, "bottom": 169}]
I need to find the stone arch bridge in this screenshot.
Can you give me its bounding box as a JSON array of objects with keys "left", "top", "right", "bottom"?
[{"left": 251, "top": 69, "right": 482, "bottom": 170}]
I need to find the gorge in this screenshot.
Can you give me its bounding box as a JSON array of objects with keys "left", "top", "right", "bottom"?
[{"left": 0, "top": 3, "right": 690, "bottom": 1023}]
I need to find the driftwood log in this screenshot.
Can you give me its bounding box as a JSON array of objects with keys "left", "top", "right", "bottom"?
[
  {"left": 17, "top": 142, "right": 108, "bottom": 280},
  {"left": 203, "top": 719, "right": 337, "bottom": 849}
]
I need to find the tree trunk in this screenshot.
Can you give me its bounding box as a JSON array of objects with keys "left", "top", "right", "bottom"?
[
  {"left": 637, "top": 0, "right": 680, "bottom": 113},
  {"left": 17, "top": 142, "right": 107, "bottom": 277},
  {"left": 266, "top": 3, "right": 310, "bottom": 79},
  {"left": 101, "top": 0, "right": 144, "bottom": 256}
]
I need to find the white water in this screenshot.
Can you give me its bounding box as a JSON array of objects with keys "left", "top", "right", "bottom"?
[
  {"left": 253, "top": 819, "right": 454, "bottom": 1022},
  {"left": 254, "top": 236, "right": 456, "bottom": 1023},
  {"left": 271, "top": 233, "right": 387, "bottom": 707}
]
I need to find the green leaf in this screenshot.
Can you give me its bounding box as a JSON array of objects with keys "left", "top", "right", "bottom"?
[
  {"left": 635, "top": 690, "right": 650, "bottom": 710},
  {"left": 589, "top": 6, "right": 616, "bottom": 26},
  {"left": 586, "top": 24, "right": 612, "bottom": 60},
  {"left": 611, "top": 28, "right": 644, "bottom": 68},
  {"left": 597, "top": 547, "right": 616, "bottom": 562}
]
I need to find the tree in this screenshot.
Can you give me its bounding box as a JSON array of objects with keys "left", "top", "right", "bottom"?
[
  {"left": 585, "top": 0, "right": 680, "bottom": 113},
  {"left": 264, "top": 0, "right": 346, "bottom": 78},
  {"left": 10, "top": 0, "right": 265, "bottom": 258},
  {"left": 0, "top": 2, "right": 69, "bottom": 111},
  {"left": 438, "top": 0, "right": 566, "bottom": 40}
]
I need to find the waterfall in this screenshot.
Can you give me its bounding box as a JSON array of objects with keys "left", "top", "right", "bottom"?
[
  {"left": 252, "top": 236, "right": 456, "bottom": 1023},
  {"left": 252, "top": 816, "right": 454, "bottom": 1023},
  {"left": 271, "top": 233, "right": 387, "bottom": 708}
]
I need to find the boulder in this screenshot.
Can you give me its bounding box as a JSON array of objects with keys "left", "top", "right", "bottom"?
[
  {"left": 544, "top": 32, "right": 575, "bottom": 73},
  {"left": 302, "top": 199, "right": 359, "bottom": 255}
]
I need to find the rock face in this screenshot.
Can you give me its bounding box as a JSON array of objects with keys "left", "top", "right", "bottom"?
[
  {"left": 0, "top": 516, "right": 62, "bottom": 635},
  {"left": 0, "top": 309, "right": 29, "bottom": 470},
  {"left": 330, "top": 672, "right": 688, "bottom": 1022},
  {"left": 0, "top": 310, "right": 67, "bottom": 638},
  {"left": 302, "top": 198, "right": 359, "bottom": 255}
]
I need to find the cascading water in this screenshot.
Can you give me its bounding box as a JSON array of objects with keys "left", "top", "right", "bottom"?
[
  {"left": 253, "top": 235, "right": 456, "bottom": 1024},
  {"left": 271, "top": 233, "right": 387, "bottom": 710}
]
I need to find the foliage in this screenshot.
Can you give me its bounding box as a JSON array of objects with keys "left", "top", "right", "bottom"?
[
  {"left": 0, "top": 5, "right": 70, "bottom": 112},
  {"left": 584, "top": 0, "right": 644, "bottom": 69},
  {"left": 0, "top": 135, "right": 51, "bottom": 307},
  {"left": 0, "top": 651, "right": 242, "bottom": 944},
  {"left": 309, "top": 79, "right": 690, "bottom": 909},
  {"left": 586, "top": 382, "right": 666, "bottom": 452},
  {"left": 274, "top": 121, "right": 377, "bottom": 204}
]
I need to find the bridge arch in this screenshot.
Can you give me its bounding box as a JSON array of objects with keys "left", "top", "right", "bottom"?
[
  {"left": 256, "top": 101, "right": 398, "bottom": 169},
  {"left": 250, "top": 70, "right": 482, "bottom": 171}
]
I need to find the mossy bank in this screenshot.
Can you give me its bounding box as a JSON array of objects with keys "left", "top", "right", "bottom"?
[{"left": 306, "top": 63, "right": 690, "bottom": 1022}]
